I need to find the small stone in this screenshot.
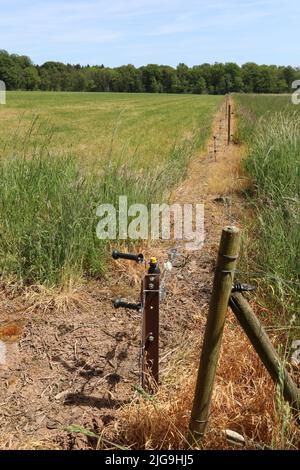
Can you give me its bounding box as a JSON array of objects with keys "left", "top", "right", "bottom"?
[
  {"left": 223, "top": 429, "right": 245, "bottom": 447},
  {"left": 214, "top": 196, "right": 232, "bottom": 206},
  {"left": 0, "top": 340, "right": 6, "bottom": 366}
]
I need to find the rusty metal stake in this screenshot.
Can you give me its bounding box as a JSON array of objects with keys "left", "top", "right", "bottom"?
[
  {"left": 142, "top": 273, "right": 160, "bottom": 393},
  {"left": 213, "top": 136, "right": 217, "bottom": 162}
]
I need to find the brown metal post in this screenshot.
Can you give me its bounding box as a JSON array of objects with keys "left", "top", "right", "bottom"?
[
  {"left": 213, "top": 136, "right": 217, "bottom": 162},
  {"left": 142, "top": 273, "right": 160, "bottom": 393},
  {"left": 227, "top": 104, "right": 231, "bottom": 145}
]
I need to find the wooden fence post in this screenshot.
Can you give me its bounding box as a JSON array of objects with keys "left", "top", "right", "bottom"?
[
  {"left": 188, "top": 226, "right": 241, "bottom": 446},
  {"left": 229, "top": 293, "right": 300, "bottom": 411}
]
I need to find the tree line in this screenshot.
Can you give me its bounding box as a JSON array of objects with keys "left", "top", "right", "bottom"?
[{"left": 0, "top": 50, "right": 299, "bottom": 94}]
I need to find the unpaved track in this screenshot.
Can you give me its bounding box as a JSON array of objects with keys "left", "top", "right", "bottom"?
[{"left": 0, "top": 97, "right": 246, "bottom": 450}]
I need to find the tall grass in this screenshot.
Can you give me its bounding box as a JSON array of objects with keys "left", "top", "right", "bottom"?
[
  {"left": 0, "top": 150, "right": 106, "bottom": 285},
  {"left": 235, "top": 95, "right": 300, "bottom": 324},
  {"left": 0, "top": 115, "right": 205, "bottom": 286}
]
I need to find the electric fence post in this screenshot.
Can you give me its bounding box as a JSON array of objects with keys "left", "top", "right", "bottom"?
[
  {"left": 112, "top": 251, "right": 160, "bottom": 394},
  {"left": 213, "top": 135, "right": 217, "bottom": 162},
  {"left": 228, "top": 104, "right": 231, "bottom": 145}
]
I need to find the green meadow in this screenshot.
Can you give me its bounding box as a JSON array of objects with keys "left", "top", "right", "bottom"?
[{"left": 0, "top": 92, "right": 222, "bottom": 168}]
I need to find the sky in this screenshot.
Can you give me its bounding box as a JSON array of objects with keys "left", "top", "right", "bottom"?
[{"left": 0, "top": 0, "right": 299, "bottom": 67}]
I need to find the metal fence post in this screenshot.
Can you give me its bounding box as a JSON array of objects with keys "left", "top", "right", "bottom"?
[
  {"left": 228, "top": 104, "right": 231, "bottom": 145},
  {"left": 142, "top": 273, "right": 160, "bottom": 393}
]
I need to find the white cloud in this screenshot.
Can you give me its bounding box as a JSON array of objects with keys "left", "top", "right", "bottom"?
[{"left": 149, "top": 7, "right": 273, "bottom": 37}]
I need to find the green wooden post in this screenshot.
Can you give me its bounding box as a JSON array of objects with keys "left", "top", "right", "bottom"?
[{"left": 188, "top": 226, "right": 241, "bottom": 446}]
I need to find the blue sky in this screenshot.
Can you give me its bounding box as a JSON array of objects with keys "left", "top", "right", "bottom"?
[{"left": 0, "top": 0, "right": 299, "bottom": 67}]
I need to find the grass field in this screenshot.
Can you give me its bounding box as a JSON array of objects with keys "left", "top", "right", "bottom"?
[
  {"left": 235, "top": 94, "right": 300, "bottom": 325},
  {"left": 0, "top": 92, "right": 222, "bottom": 285},
  {"left": 0, "top": 92, "right": 222, "bottom": 167}
]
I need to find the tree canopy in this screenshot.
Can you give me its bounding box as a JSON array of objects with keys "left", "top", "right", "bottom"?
[{"left": 0, "top": 50, "right": 299, "bottom": 94}]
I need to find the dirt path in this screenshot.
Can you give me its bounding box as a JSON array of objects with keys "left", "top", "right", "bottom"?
[{"left": 0, "top": 97, "right": 247, "bottom": 450}]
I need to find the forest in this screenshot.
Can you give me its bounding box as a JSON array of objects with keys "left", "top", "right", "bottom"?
[{"left": 0, "top": 49, "right": 299, "bottom": 94}]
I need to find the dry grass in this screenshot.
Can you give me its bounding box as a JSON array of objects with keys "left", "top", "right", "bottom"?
[
  {"left": 0, "top": 434, "right": 60, "bottom": 450},
  {"left": 205, "top": 145, "right": 250, "bottom": 196},
  {"left": 171, "top": 106, "right": 250, "bottom": 210},
  {"left": 110, "top": 310, "right": 300, "bottom": 450},
  {"left": 23, "top": 284, "right": 93, "bottom": 315},
  {"left": 0, "top": 278, "right": 94, "bottom": 317}
]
